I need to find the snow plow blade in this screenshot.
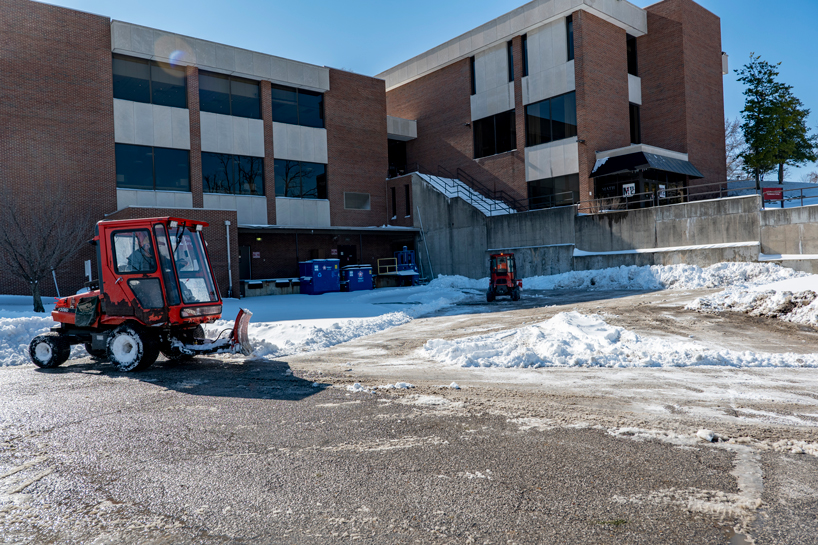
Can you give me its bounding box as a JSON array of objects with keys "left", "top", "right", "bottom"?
[{"left": 230, "top": 308, "right": 253, "bottom": 356}]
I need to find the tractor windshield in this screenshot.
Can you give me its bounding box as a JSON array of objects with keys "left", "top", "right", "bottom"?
[
  {"left": 492, "top": 256, "right": 514, "bottom": 274},
  {"left": 168, "top": 225, "right": 219, "bottom": 304}
]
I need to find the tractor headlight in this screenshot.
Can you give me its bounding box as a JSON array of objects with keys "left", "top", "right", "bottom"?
[{"left": 181, "top": 305, "right": 222, "bottom": 318}]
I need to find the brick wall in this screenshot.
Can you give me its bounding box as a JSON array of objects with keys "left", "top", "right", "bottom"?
[
  {"left": 0, "top": 0, "right": 116, "bottom": 297},
  {"left": 573, "top": 10, "right": 631, "bottom": 202},
  {"left": 260, "top": 80, "right": 277, "bottom": 224},
  {"left": 324, "top": 69, "right": 389, "bottom": 227},
  {"left": 386, "top": 176, "right": 414, "bottom": 227},
  {"left": 385, "top": 59, "right": 527, "bottom": 202},
  {"left": 641, "top": 0, "right": 726, "bottom": 189},
  {"left": 106, "top": 208, "right": 240, "bottom": 298}
]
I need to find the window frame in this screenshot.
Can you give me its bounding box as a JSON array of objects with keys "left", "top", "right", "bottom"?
[
  {"left": 198, "top": 70, "right": 261, "bottom": 119},
  {"left": 111, "top": 229, "right": 158, "bottom": 275},
  {"left": 470, "top": 56, "right": 476, "bottom": 96},
  {"left": 566, "top": 15, "right": 575, "bottom": 62},
  {"left": 524, "top": 91, "right": 577, "bottom": 148},
  {"left": 629, "top": 103, "right": 642, "bottom": 145},
  {"left": 627, "top": 34, "right": 639, "bottom": 77},
  {"left": 507, "top": 41, "right": 515, "bottom": 82},
  {"left": 201, "top": 152, "right": 265, "bottom": 196},
  {"left": 270, "top": 84, "right": 325, "bottom": 128},
  {"left": 273, "top": 159, "right": 327, "bottom": 200},
  {"left": 522, "top": 34, "right": 529, "bottom": 77},
  {"left": 115, "top": 143, "right": 191, "bottom": 192},
  {"left": 112, "top": 54, "right": 187, "bottom": 109},
  {"left": 473, "top": 110, "right": 517, "bottom": 159}
]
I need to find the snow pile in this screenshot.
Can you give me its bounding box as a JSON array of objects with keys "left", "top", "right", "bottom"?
[
  {"left": 426, "top": 275, "right": 487, "bottom": 290},
  {"left": 688, "top": 274, "right": 818, "bottom": 326},
  {"left": 423, "top": 311, "right": 818, "bottom": 369},
  {"left": 523, "top": 262, "right": 805, "bottom": 291},
  {"left": 0, "top": 315, "right": 55, "bottom": 366},
  {"left": 379, "top": 382, "right": 414, "bottom": 390}
]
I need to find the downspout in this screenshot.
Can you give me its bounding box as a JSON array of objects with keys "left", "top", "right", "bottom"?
[{"left": 225, "top": 220, "right": 233, "bottom": 298}]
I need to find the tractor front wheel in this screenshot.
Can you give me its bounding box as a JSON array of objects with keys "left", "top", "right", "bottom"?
[
  {"left": 107, "top": 325, "right": 159, "bottom": 372},
  {"left": 486, "top": 290, "right": 495, "bottom": 303},
  {"left": 511, "top": 289, "right": 521, "bottom": 302},
  {"left": 29, "top": 333, "right": 71, "bottom": 368}
]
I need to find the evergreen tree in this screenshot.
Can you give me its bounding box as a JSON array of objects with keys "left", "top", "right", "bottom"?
[{"left": 737, "top": 54, "right": 817, "bottom": 186}]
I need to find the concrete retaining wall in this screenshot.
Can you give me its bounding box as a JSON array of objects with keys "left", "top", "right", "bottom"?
[{"left": 409, "top": 175, "right": 818, "bottom": 279}]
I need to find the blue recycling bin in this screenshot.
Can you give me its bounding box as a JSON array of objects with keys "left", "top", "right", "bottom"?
[
  {"left": 342, "top": 265, "right": 373, "bottom": 292},
  {"left": 299, "top": 259, "right": 340, "bottom": 295}
]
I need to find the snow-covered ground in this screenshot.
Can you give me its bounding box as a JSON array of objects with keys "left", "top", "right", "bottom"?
[
  {"left": 0, "top": 262, "right": 814, "bottom": 367},
  {"left": 423, "top": 310, "right": 818, "bottom": 369},
  {"left": 688, "top": 273, "right": 818, "bottom": 326}
]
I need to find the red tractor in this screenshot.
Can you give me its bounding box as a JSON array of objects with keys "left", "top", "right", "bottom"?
[
  {"left": 487, "top": 253, "right": 522, "bottom": 302},
  {"left": 28, "top": 217, "right": 252, "bottom": 372}
]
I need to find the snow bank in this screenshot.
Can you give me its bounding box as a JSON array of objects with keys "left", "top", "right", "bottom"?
[
  {"left": 523, "top": 262, "right": 805, "bottom": 291},
  {"left": 688, "top": 274, "right": 818, "bottom": 326},
  {"left": 423, "top": 311, "right": 818, "bottom": 369},
  {"left": 0, "top": 315, "right": 58, "bottom": 366}
]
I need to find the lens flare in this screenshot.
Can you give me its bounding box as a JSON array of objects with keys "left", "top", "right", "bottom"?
[{"left": 169, "top": 50, "right": 186, "bottom": 66}]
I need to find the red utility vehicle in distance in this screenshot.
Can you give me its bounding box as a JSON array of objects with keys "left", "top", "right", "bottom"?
[
  {"left": 28, "top": 217, "right": 252, "bottom": 372},
  {"left": 487, "top": 253, "right": 522, "bottom": 302}
]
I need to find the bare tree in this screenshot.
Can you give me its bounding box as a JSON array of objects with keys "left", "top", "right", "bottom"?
[
  {"left": 801, "top": 169, "right": 818, "bottom": 184},
  {"left": 0, "top": 186, "right": 92, "bottom": 312},
  {"left": 725, "top": 117, "right": 746, "bottom": 180}
]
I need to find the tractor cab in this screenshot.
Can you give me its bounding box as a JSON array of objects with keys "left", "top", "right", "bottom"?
[
  {"left": 487, "top": 253, "right": 522, "bottom": 302},
  {"left": 30, "top": 217, "right": 252, "bottom": 372}
]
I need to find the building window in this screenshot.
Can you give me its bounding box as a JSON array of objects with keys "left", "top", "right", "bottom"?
[
  {"left": 202, "top": 152, "right": 264, "bottom": 195},
  {"left": 567, "top": 15, "right": 574, "bottom": 62},
  {"left": 470, "top": 56, "right": 476, "bottom": 96},
  {"left": 390, "top": 187, "right": 397, "bottom": 217},
  {"left": 507, "top": 41, "right": 514, "bottom": 82},
  {"left": 116, "top": 143, "right": 190, "bottom": 191},
  {"left": 112, "top": 54, "right": 187, "bottom": 109},
  {"left": 199, "top": 71, "right": 260, "bottom": 119},
  {"left": 522, "top": 34, "right": 529, "bottom": 77},
  {"left": 528, "top": 174, "right": 580, "bottom": 209},
  {"left": 271, "top": 84, "right": 324, "bottom": 128},
  {"left": 627, "top": 34, "right": 638, "bottom": 76},
  {"left": 344, "top": 192, "right": 371, "bottom": 210},
  {"left": 405, "top": 184, "right": 411, "bottom": 216},
  {"left": 473, "top": 110, "right": 516, "bottom": 159},
  {"left": 525, "top": 91, "right": 577, "bottom": 147},
  {"left": 629, "top": 103, "right": 642, "bottom": 144},
  {"left": 274, "top": 159, "right": 327, "bottom": 199}
]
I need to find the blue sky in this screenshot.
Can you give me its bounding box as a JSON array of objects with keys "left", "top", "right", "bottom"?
[{"left": 43, "top": 0, "right": 818, "bottom": 178}]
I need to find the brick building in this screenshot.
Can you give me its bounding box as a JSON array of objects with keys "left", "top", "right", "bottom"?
[
  {"left": 379, "top": 0, "right": 727, "bottom": 212},
  {"left": 0, "top": 0, "right": 726, "bottom": 297}
]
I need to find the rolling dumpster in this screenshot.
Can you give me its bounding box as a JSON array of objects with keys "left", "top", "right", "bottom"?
[
  {"left": 341, "top": 265, "right": 374, "bottom": 292},
  {"left": 299, "top": 259, "right": 340, "bottom": 295}
]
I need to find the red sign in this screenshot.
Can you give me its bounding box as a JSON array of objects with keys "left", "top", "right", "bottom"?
[
  {"left": 763, "top": 188, "right": 783, "bottom": 201},
  {"left": 252, "top": 251, "right": 260, "bottom": 259},
  {"left": 331, "top": 249, "right": 338, "bottom": 256}
]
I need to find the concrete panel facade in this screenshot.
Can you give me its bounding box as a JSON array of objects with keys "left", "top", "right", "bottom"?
[
  {"left": 272, "top": 123, "right": 329, "bottom": 164},
  {"left": 111, "top": 21, "right": 330, "bottom": 92},
  {"left": 117, "top": 189, "right": 194, "bottom": 210},
  {"left": 522, "top": 61, "right": 575, "bottom": 106},
  {"left": 524, "top": 140, "right": 580, "bottom": 181},
  {"left": 202, "top": 194, "right": 268, "bottom": 225},
  {"left": 274, "top": 198, "right": 331, "bottom": 227},
  {"left": 386, "top": 116, "right": 418, "bottom": 140},
  {"left": 200, "top": 112, "right": 264, "bottom": 157},
  {"left": 628, "top": 74, "right": 642, "bottom": 105},
  {"left": 113, "top": 99, "right": 191, "bottom": 149},
  {"left": 471, "top": 82, "right": 516, "bottom": 121}
]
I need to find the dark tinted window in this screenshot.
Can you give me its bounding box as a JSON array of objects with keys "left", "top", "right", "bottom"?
[
  {"left": 230, "top": 77, "right": 261, "bottom": 119},
  {"left": 629, "top": 103, "right": 642, "bottom": 144},
  {"left": 236, "top": 155, "right": 264, "bottom": 196},
  {"left": 271, "top": 84, "right": 324, "bottom": 128},
  {"left": 151, "top": 62, "right": 186, "bottom": 108},
  {"left": 507, "top": 41, "right": 514, "bottom": 82},
  {"left": 199, "top": 72, "right": 231, "bottom": 115},
  {"left": 116, "top": 144, "right": 154, "bottom": 190},
  {"left": 274, "top": 159, "right": 327, "bottom": 199},
  {"left": 405, "top": 184, "right": 411, "bottom": 216},
  {"left": 522, "top": 34, "right": 529, "bottom": 77},
  {"left": 627, "top": 35, "right": 638, "bottom": 76},
  {"left": 154, "top": 148, "right": 190, "bottom": 191},
  {"left": 298, "top": 90, "right": 324, "bottom": 128},
  {"left": 202, "top": 153, "right": 234, "bottom": 194},
  {"left": 567, "top": 15, "right": 574, "bottom": 61},
  {"left": 528, "top": 174, "right": 580, "bottom": 209},
  {"left": 474, "top": 110, "right": 516, "bottom": 159},
  {"left": 202, "top": 152, "right": 264, "bottom": 195},
  {"left": 470, "top": 56, "right": 476, "bottom": 96},
  {"left": 113, "top": 55, "right": 150, "bottom": 103},
  {"left": 525, "top": 91, "right": 577, "bottom": 147}
]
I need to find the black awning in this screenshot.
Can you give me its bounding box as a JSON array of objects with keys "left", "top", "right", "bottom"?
[{"left": 591, "top": 151, "right": 704, "bottom": 179}]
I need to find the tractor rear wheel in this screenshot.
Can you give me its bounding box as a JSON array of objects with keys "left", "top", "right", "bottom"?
[
  {"left": 107, "top": 325, "right": 159, "bottom": 372},
  {"left": 29, "top": 333, "right": 71, "bottom": 368},
  {"left": 84, "top": 343, "right": 108, "bottom": 360},
  {"left": 511, "top": 289, "right": 521, "bottom": 301},
  {"left": 486, "top": 290, "right": 495, "bottom": 303}
]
